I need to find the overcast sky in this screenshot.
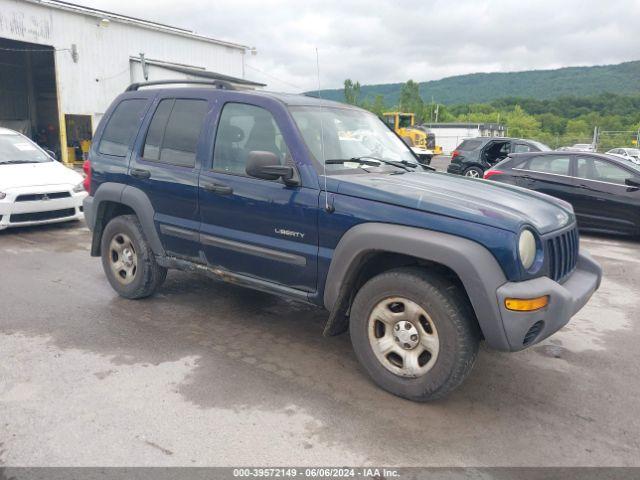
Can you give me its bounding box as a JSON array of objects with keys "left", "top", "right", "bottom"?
[{"left": 82, "top": 0, "right": 640, "bottom": 92}]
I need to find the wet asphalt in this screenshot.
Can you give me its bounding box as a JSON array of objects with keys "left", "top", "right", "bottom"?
[{"left": 1, "top": 168, "right": 639, "bottom": 466}]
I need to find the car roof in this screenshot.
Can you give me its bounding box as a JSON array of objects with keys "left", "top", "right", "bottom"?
[
  {"left": 464, "top": 136, "right": 539, "bottom": 144},
  {"left": 511, "top": 150, "right": 634, "bottom": 164},
  {"left": 121, "top": 86, "right": 361, "bottom": 110}
]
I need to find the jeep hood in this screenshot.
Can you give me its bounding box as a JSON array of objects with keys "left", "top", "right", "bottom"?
[{"left": 330, "top": 171, "right": 574, "bottom": 234}]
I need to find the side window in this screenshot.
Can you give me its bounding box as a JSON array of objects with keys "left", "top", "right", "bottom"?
[
  {"left": 527, "top": 155, "right": 571, "bottom": 175},
  {"left": 514, "top": 143, "right": 531, "bottom": 153},
  {"left": 98, "top": 99, "right": 147, "bottom": 157},
  {"left": 142, "top": 98, "right": 208, "bottom": 167},
  {"left": 142, "top": 99, "right": 173, "bottom": 161},
  {"left": 577, "top": 157, "right": 630, "bottom": 185},
  {"left": 212, "top": 103, "right": 290, "bottom": 176}
]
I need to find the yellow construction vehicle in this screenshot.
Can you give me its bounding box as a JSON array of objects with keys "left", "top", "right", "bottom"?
[{"left": 382, "top": 112, "right": 442, "bottom": 164}]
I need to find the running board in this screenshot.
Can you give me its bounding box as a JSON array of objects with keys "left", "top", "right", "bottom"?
[{"left": 157, "top": 255, "right": 313, "bottom": 304}]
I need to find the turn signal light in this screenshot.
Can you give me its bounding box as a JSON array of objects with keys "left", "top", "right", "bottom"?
[
  {"left": 505, "top": 296, "right": 549, "bottom": 312},
  {"left": 82, "top": 159, "right": 91, "bottom": 193}
]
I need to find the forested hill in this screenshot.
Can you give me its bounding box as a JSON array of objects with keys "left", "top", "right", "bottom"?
[{"left": 314, "top": 61, "right": 640, "bottom": 105}]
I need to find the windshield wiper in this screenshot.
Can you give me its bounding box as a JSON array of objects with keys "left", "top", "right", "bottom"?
[{"left": 325, "top": 156, "right": 414, "bottom": 172}]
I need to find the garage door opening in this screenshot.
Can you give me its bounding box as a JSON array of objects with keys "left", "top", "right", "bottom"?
[
  {"left": 0, "top": 38, "right": 61, "bottom": 159},
  {"left": 65, "top": 114, "right": 92, "bottom": 164}
]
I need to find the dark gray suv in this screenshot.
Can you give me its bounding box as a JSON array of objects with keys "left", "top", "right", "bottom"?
[{"left": 447, "top": 137, "right": 550, "bottom": 177}]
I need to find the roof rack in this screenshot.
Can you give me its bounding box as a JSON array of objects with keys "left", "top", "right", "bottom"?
[{"left": 125, "top": 79, "right": 236, "bottom": 92}]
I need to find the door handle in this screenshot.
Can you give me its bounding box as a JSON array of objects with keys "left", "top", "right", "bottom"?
[
  {"left": 130, "top": 168, "right": 151, "bottom": 179},
  {"left": 202, "top": 182, "right": 233, "bottom": 195}
]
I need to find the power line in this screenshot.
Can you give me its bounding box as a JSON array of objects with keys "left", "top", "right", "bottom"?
[
  {"left": 243, "top": 63, "right": 303, "bottom": 90},
  {"left": 95, "top": 66, "right": 130, "bottom": 82}
]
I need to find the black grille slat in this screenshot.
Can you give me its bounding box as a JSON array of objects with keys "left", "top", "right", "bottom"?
[
  {"left": 546, "top": 226, "right": 579, "bottom": 282},
  {"left": 10, "top": 208, "right": 76, "bottom": 223},
  {"left": 16, "top": 192, "right": 71, "bottom": 202}
]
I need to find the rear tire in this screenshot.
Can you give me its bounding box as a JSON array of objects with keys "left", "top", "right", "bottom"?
[
  {"left": 463, "top": 166, "right": 483, "bottom": 178},
  {"left": 349, "top": 267, "right": 480, "bottom": 401},
  {"left": 100, "top": 214, "right": 167, "bottom": 299}
]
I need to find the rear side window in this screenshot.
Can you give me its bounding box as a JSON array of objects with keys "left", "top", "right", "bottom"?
[
  {"left": 513, "top": 143, "right": 531, "bottom": 153},
  {"left": 527, "top": 155, "right": 571, "bottom": 175},
  {"left": 98, "top": 99, "right": 147, "bottom": 157},
  {"left": 142, "top": 98, "right": 208, "bottom": 167},
  {"left": 457, "top": 139, "right": 482, "bottom": 151}
]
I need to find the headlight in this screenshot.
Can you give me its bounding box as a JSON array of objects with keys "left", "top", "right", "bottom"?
[
  {"left": 518, "top": 229, "right": 537, "bottom": 270},
  {"left": 72, "top": 182, "right": 85, "bottom": 193}
]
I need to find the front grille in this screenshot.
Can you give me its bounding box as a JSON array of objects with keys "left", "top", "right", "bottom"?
[
  {"left": 546, "top": 226, "right": 579, "bottom": 282},
  {"left": 16, "top": 192, "right": 71, "bottom": 202},
  {"left": 10, "top": 208, "right": 76, "bottom": 223}
]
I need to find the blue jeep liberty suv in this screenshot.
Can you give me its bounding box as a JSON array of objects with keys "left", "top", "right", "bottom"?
[{"left": 83, "top": 80, "right": 602, "bottom": 401}]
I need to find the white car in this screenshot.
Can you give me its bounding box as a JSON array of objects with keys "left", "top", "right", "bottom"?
[
  {"left": 0, "top": 128, "right": 87, "bottom": 231},
  {"left": 606, "top": 147, "right": 640, "bottom": 165}
]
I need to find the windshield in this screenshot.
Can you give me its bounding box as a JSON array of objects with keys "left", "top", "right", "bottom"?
[
  {"left": 398, "top": 115, "right": 412, "bottom": 128},
  {"left": 0, "top": 133, "right": 51, "bottom": 164},
  {"left": 289, "top": 106, "right": 417, "bottom": 171}
]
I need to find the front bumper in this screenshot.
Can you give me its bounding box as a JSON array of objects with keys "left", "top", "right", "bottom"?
[
  {"left": 496, "top": 251, "right": 602, "bottom": 351},
  {"left": 0, "top": 186, "right": 87, "bottom": 230}
]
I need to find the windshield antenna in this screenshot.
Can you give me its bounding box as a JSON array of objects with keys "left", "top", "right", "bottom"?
[{"left": 316, "top": 47, "right": 333, "bottom": 213}]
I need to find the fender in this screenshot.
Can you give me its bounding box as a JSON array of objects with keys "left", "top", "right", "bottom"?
[
  {"left": 322, "top": 223, "right": 511, "bottom": 351},
  {"left": 86, "top": 182, "right": 165, "bottom": 257}
]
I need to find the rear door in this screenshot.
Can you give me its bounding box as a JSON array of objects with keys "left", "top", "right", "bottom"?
[
  {"left": 198, "top": 100, "right": 319, "bottom": 292},
  {"left": 128, "top": 95, "right": 210, "bottom": 260},
  {"left": 514, "top": 153, "right": 579, "bottom": 204},
  {"left": 573, "top": 155, "right": 639, "bottom": 233}
]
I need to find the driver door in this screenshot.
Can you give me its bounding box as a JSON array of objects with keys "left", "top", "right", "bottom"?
[{"left": 198, "top": 101, "right": 319, "bottom": 292}]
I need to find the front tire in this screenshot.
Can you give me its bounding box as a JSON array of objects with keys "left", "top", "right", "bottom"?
[
  {"left": 349, "top": 267, "right": 480, "bottom": 401},
  {"left": 100, "top": 214, "right": 167, "bottom": 299}
]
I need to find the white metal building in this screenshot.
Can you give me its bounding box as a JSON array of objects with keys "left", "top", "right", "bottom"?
[
  {"left": 422, "top": 122, "right": 506, "bottom": 154},
  {"left": 0, "top": 0, "right": 263, "bottom": 164}
]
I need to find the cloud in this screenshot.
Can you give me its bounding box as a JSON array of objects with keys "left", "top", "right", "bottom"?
[{"left": 80, "top": 0, "right": 640, "bottom": 92}]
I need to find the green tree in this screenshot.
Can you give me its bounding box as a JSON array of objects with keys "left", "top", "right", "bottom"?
[
  {"left": 504, "top": 105, "right": 540, "bottom": 137},
  {"left": 370, "top": 94, "right": 386, "bottom": 116},
  {"left": 536, "top": 113, "right": 566, "bottom": 135},
  {"left": 343, "top": 79, "right": 361, "bottom": 105},
  {"left": 398, "top": 80, "right": 424, "bottom": 121}
]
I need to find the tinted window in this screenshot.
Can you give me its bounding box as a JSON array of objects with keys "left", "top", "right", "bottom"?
[
  {"left": 142, "top": 99, "right": 208, "bottom": 167},
  {"left": 514, "top": 143, "right": 531, "bottom": 153},
  {"left": 98, "top": 99, "right": 147, "bottom": 157},
  {"left": 527, "top": 155, "right": 571, "bottom": 175},
  {"left": 142, "top": 99, "right": 173, "bottom": 161},
  {"left": 457, "top": 139, "right": 483, "bottom": 151},
  {"left": 577, "top": 157, "right": 632, "bottom": 185},
  {"left": 213, "top": 103, "right": 290, "bottom": 176}
]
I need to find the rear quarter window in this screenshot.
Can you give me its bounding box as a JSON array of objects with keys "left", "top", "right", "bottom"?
[
  {"left": 98, "top": 99, "right": 148, "bottom": 157},
  {"left": 457, "top": 139, "right": 483, "bottom": 151}
]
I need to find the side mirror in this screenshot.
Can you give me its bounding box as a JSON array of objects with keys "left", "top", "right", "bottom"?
[
  {"left": 625, "top": 177, "right": 640, "bottom": 189},
  {"left": 44, "top": 149, "right": 57, "bottom": 160},
  {"left": 246, "top": 151, "right": 298, "bottom": 186}
]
